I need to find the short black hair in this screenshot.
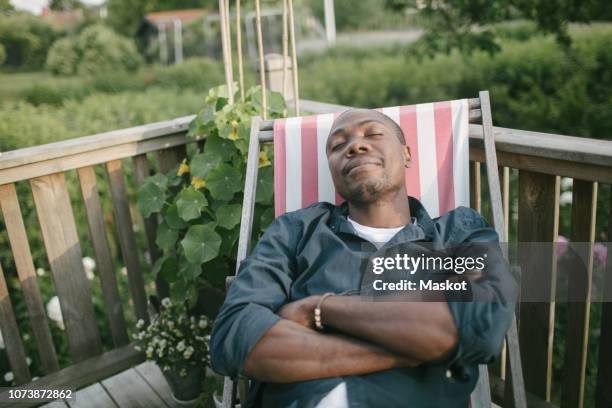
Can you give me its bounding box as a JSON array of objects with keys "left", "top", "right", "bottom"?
[{"left": 335, "top": 108, "right": 406, "bottom": 145}]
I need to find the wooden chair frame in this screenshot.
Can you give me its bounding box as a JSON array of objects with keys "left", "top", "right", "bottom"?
[{"left": 221, "top": 91, "right": 527, "bottom": 408}]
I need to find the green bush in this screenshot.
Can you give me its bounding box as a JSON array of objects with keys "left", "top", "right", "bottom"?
[
  {"left": 21, "top": 83, "right": 89, "bottom": 106},
  {"left": 46, "top": 24, "right": 143, "bottom": 76},
  {"left": 150, "top": 58, "right": 224, "bottom": 91},
  {"left": 0, "top": 89, "right": 203, "bottom": 151},
  {"left": 0, "top": 43, "right": 5, "bottom": 65},
  {"left": 0, "top": 12, "right": 58, "bottom": 69},
  {"left": 300, "top": 24, "right": 612, "bottom": 141}
]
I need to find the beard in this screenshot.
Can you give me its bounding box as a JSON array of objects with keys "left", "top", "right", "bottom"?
[{"left": 341, "top": 175, "right": 389, "bottom": 204}]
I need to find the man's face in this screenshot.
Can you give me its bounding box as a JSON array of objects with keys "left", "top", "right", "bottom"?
[{"left": 326, "top": 109, "right": 411, "bottom": 204}]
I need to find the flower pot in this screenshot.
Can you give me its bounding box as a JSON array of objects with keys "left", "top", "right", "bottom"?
[{"left": 161, "top": 365, "right": 205, "bottom": 405}]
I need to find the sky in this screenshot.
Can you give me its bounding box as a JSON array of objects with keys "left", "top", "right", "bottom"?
[{"left": 10, "top": 0, "right": 105, "bottom": 15}]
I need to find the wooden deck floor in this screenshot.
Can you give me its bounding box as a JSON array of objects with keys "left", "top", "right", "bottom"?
[{"left": 40, "top": 362, "right": 185, "bottom": 408}]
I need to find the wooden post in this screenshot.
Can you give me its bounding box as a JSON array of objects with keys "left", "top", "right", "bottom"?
[
  {"left": 517, "top": 171, "right": 559, "bottom": 401},
  {"left": 323, "top": 0, "right": 336, "bottom": 45},
  {"left": 562, "top": 180, "right": 597, "bottom": 408}
]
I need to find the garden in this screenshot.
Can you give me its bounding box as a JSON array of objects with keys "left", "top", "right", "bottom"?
[{"left": 1, "top": 0, "right": 612, "bottom": 406}]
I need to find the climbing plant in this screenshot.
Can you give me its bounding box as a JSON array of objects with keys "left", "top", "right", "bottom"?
[{"left": 137, "top": 84, "right": 286, "bottom": 306}]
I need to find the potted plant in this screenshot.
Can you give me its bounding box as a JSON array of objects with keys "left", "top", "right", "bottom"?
[{"left": 134, "top": 297, "right": 212, "bottom": 405}]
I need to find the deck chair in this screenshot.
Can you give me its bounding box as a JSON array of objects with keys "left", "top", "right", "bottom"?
[{"left": 221, "top": 91, "right": 526, "bottom": 408}]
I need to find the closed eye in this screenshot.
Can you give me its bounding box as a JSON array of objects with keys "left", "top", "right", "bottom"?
[{"left": 330, "top": 142, "right": 345, "bottom": 152}]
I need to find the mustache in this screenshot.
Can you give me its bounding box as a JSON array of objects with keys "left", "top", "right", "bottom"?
[{"left": 343, "top": 158, "right": 383, "bottom": 175}]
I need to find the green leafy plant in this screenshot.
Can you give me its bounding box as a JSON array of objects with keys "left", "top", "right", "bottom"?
[{"left": 136, "top": 84, "right": 286, "bottom": 307}]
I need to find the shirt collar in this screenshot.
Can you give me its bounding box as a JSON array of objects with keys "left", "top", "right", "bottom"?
[{"left": 329, "top": 196, "right": 436, "bottom": 241}]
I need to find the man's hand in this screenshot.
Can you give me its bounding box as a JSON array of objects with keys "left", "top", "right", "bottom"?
[{"left": 277, "top": 295, "right": 321, "bottom": 328}]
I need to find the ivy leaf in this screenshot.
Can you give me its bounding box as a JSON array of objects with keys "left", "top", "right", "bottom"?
[
  {"left": 267, "top": 90, "right": 287, "bottom": 114},
  {"left": 137, "top": 181, "right": 166, "bottom": 217},
  {"left": 190, "top": 151, "right": 221, "bottom": 180},
  {"left": 163, "top": 203, "right": 187, "bottom": 229},
  {"left": 219, "top": 226, "right": 240, "bottom": 257},
  {"left": 205, "top": 133, "right": 237, "bottom": 161},
  {"left": 176, "top": 186, "right": 208, "bottom": 221},
  {"left": 170, "top": 279, "right": 198, "bottom": 307},
  {"left": 181, "top": 223, "right": 222, "bottom": 265},
  {"left": 255, "top": 165, "right": 273, "bottom": 203},
  {"left": 149, "top": 173, "right": 168, "bottom": 190},
  {"left": 206, "top": 163, "right": 242, "bottom": 201},
  {"left": 179, "top": 262, "right": 203, "bottom": 280},
  {"left": 156, "top": 222, "right": 178, "bottom": 251},
  {"left": 260, "top": 207, "right": 274, "bottom": 229},
  {"left": 152, "top": 255, "right": 179, "bottom": 282},
  {"left": 216, "top": 204, "right": 242, "bottom": 229}
]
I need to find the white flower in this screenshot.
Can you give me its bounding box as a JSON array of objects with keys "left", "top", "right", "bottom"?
[
  {"left": 136, "top": 319, "right": 145, "bottom": 329},
  {"left": 82, "top": 257, "right": 96, "bottom": 280},
  {"left": 46, "top": 296, "right": 64, "bottom": 330},
  {"left": 161, "top": 298, "right": 172, "bottom": 308},
  {"left": 4, "top": 371, "right": 13, "bottom": 382},
  {"left": 560, "top": 177, "right": 573, "bottom": 190},
  {"left": 146, "top": 347, "right": 154, "bottom": 358},
  {"left": 560, "top": 191, "right": 573, "bottom": 206},
  {"left": 167, "top": 321, "right": 175, "bottom": 329},
  {"left": 183, "top": 350, "right": 192, "bottom": 359},
  {"left": 26, "top": 357, "right": 31, "bottom": 366},
  {"left": 163, "top": 365, "right": 170, "bottom": 371},
  {"left": 36, "top": 267, "right": 46, "bottom": 277},
  {"left": 120, "top": 267, "right": 127, "bottom": 276},
  {"left": 198, "top": 319, "right": 208, "bottom": 329},
  {"left": 134, "top": 345, "right": 142, "bottom": 351},
  {"left": 177, "top": 341, "right": 186, "bottom": 352},
  {"left": 179, "top": 368, "right": 187, "bottom": 377}
]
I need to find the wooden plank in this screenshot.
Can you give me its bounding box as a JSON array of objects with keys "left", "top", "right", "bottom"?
[
  {"left": 490, "top": 375, "right": 558, "bottom": 408},
  {"left": 101, "top": 368, "right": 168, "bottom": 408},
  {"left": 517, "top": 171, "right": 559, "bottom": 401},
  {"left": 0, "top": 183, "right": 59, "bottom": 374},
  {"left": 0, "top": 134, "right": 195, "bottom": 185},
  {"left": 479, "top": 90, "right": 526, "bottom": 408},
  {"left": 68, "top": 382, "right": 118, "bottom": 408},
  {"left": 157, "top": 145, "right": 187, "bottom": 174},
  {"left": 77, "top": 166, "right": 129, "bottom": 347},
  {"left": 134, "top": 361, "right": 178, "bottom": 407},
  {"left": 30, "top": 173, "right": 102, "bottom": 362},
  {"left": 0, "top": 115, "right": 195, "bottom": 171},
  {"left": 468, "top": 124, "right": 612, "bottom": 168},
  {"left": 595, "top": 186, "right": 612, "bottom": 408},
  {"left": 562, "top": 180, "right": 597, "bottom": 408},
  {"left": 132, "top": 155, "right": 169, "bottom": 299},
  {"left": 470, "top": 162, "right": 482, "bottom": 213},
  {"left": 470, "top": 146, "right": 612, "bottom": 185},
  {"left": 105, "top": 160, "right": 149, "bottom": 324},
  {"left": 0, "top": 344, "right": 144, "bottom": 408},
  {"left": 0, "top": 263, "right": 31, "bottom": 383}
]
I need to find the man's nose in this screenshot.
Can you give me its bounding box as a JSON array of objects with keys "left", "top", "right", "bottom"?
[{"left": 346, "top": 137, "right": 370, "bottom": 156}]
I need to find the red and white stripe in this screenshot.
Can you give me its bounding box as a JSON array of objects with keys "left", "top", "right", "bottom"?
[{"left": 273, "top": 99, "right": 469, "bottom": 219}]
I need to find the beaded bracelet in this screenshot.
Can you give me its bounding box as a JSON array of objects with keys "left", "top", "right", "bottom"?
[{"left": 314, "top": 292, "right": 335, "bottom": 330}]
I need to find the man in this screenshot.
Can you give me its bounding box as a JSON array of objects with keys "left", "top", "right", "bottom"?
[{"left": 210, "top": 109, "right": 518, "bottom": 407}]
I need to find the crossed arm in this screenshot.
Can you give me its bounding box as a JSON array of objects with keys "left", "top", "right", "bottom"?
[{"left": 243, "top": 295, "right": 458, "bottom": 383}]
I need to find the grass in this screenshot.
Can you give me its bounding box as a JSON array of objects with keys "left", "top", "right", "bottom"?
[{"left": 0, "top": 70, "right": 85, "bottom": 102}]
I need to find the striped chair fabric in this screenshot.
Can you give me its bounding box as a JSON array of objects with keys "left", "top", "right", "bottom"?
[{"left": 273, "top": 99, "right": 470, "bottom": 219}]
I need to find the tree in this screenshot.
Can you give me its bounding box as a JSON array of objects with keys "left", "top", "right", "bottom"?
[
  {"left": 390, "top": 0, "right": 612, "bottom": 55},
  {"left": 49, "top": 0, "right": 84, "bottom": 10},
  {"left": 0, "top": 0, "right": 14, "bottom": 12}
]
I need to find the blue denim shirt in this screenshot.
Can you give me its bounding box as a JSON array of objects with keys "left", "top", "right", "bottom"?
[{"left": 210, "top": 197, "right": 517, "bottom": 407}]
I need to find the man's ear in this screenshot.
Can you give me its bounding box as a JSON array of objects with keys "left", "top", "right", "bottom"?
[{"left": 403, "top": 145, "right": 412, "bottom": 168}]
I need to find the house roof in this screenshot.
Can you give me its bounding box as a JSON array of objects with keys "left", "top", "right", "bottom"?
[
  {"left": 41, "top": 8, "right": 84, "bottom": 29},
  {"left": 144, "top": 9, "right": 211, "bottom": 26}
]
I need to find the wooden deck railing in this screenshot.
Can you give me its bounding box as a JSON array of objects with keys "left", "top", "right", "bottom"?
[{"left": 0, "top": 99, "right": 611, "bottom": 407}]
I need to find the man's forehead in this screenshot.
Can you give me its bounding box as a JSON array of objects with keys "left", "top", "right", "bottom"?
[{"left": 329, "top": 109, "right": 391, "bottom": 137}]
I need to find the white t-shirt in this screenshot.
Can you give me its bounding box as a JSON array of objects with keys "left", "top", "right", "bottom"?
[{"left": 315, "top": 216, "right": 415, "bottom": 408}]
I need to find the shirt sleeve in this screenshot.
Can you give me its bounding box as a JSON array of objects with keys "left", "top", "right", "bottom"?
[
  {"left": 445, "top": 207, "right": 518, "bottom": 367},
  {"left": 209, "top": 213, "right": 300, "bottom": 378}
]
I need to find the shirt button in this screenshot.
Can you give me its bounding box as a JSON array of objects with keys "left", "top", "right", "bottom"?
[{"left": 446, "top": 369, "right": 453, "bottom": 379}]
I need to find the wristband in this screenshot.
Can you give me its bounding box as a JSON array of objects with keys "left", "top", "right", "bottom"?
[{"left": 314, "top": 292, "right": 335, "bottom": 330}]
